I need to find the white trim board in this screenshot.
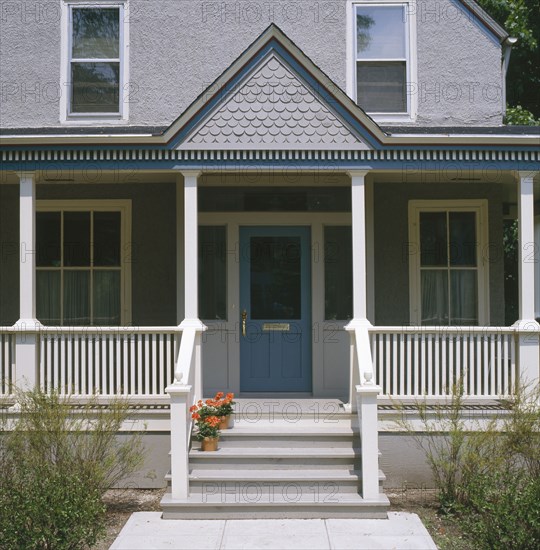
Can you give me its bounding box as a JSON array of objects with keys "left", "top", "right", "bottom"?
[
  {"left": 60, "top": 0, "right": 130, "bottom": 125},
  {"left": 408, "top": 199, "right": 490, "bottom": 326},
  {"left": 199, "top": 212, "right": 354, "bottom": 398},
  {"left": 36, "top": 199, "right": 132, "bottom": 324}
]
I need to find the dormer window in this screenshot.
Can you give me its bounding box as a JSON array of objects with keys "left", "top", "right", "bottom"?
[
  {"left": 61, "top": 1, "right": 129, "bottom": 122},
  {"left": 352, "top": 2, "right": 416, "bottom": 121}
]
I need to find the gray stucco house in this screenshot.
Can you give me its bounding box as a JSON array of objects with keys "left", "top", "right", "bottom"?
[{"left": 1, "top": 0, "right": 539, "bottom": 518}]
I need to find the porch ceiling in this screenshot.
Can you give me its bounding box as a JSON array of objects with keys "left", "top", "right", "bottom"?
[{"left": 1, "top": 169, "right": 537, "bottom": 196}]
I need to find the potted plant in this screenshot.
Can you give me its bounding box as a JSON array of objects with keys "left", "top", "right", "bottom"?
[
  {"left": 190, "top": 401, "right": 222, "bottom": 451},
  {"left": 214, "top": 392, "right": 236, "bottom": 429}
]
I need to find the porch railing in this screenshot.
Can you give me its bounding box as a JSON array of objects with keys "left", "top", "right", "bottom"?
[
  {"left": 0, "top": 326, "right": 181, "bottom": 402},
  {"left": 369, "top": 327, "right": 517, "bottom": 399},
  {"left": 38, "top": 327, "right": 178, "bottom": 398},
  {"left": 0, "top": 331, "right": 15, "bottom": 395}
]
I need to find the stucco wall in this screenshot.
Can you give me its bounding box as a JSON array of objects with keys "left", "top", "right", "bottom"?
[
  {"left": 0, "top": 183, "right": 178, "bottom": 326},
  {"left": 0, "top": 0, "right": 504, "bottom": 129},
  {"left": 373, "top": 181, "right": 506, "bottom": 326}
]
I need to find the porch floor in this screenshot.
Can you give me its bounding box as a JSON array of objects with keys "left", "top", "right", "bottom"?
[{"left": 110, "top": 511, "right": 437, "bottom": 549}]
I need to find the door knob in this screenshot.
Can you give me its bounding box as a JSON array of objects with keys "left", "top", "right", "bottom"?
[{"left": 241, "top": 310, "right": 247, "bottom": 337}]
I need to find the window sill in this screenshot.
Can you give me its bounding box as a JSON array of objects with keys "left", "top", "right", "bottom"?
[
  {"left": 368, "top": 113, "right": 416, "bottom": 124},
  {"left": 61, "top": 114, "right": 127, "bottom": 126}
]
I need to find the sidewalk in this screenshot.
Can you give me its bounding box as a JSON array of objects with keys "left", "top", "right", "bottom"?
[{"left": 110, "top": 511, "right": 437, "bottom": 549}]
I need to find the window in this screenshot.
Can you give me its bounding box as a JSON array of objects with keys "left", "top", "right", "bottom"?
[
  {"left": 352, "top": 1, "right": 415, "bottom": 118},
  {"left": 36, "top": 201, "right": 131, "bottom": 325},
  {"left": 199, "top": 226, "right": 227, "bottom": 320},
  {"left": 63, "top": 2, "right": 128, "bottom": 119},
  {"left": 324, "top": 226, "right": 353, "bottom": 320},
  {"left": 408, "top": 201, "right": 489, "bottom": 326}
]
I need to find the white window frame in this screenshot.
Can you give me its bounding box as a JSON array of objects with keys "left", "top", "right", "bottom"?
[
  {"left": 408, "top": 200, "right": 490, "bottom": 326},
  {"left": 347, "top": 0, "right": 417, "bottom": 122},
  {"left": 36, "top": 200, "right": 132, "bottom": 325},
  {"left": 60, "top": 0, "right": 130, "bottom": 124}
]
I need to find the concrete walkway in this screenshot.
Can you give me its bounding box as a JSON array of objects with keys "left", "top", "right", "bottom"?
[{"left": 110, "top": 512, "right": 437, "bottom": 549}]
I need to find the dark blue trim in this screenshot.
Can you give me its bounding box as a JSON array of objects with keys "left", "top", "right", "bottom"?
[{"left": 1, "top": 159, "right": 538, "bottom": 172}]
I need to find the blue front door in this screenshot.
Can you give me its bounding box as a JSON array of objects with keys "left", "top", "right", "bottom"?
[{"left": 240, "top": 226, "right": 312, "bottom": 392}]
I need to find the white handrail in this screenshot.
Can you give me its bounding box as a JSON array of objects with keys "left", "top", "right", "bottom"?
[{"left": 368, "top": 326, "right": 518, "bottom": 335}]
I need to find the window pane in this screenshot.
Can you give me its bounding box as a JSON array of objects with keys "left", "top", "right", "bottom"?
[
  {"left": 199, "top": 187, "right": 351, "bottom": 212},
  {"left": 250, "top": 237, "right": 301, "bottom": 320},
  {"left": 64, "top": 211, "right": 90, "bottom": 266},
  {"left": 325, "top": 226, "right": 353, "bottom": 320},
  {"left": 36, "top": 212, "right": 61, "bottom": 267},
  {"left": 37, "top": 271, "right": 61, "bottom": 325},
  {"left": 93, "top": 271, "right": 120, "bottom": 325},
  {"left": 356, "top": 6, "right": 406, "bottom": 59},
  {"left": 72, "top": 8, "right": 119, "bottom": 58},
  {"left": 449, "top": 212, "right": 477, "bottom": 266},
  {"left": 64, "top": 271, "right": 90, "bottom": 325},
  {"left": 94, "top": 211, "right": 121, "bottom": 266},
  {"left": 451, "top": 271, "right": 478, "bottom": 325},
  {"left": 421, "top": 270, "right": 448, "bottom": 325},
  {"left": 199, "top": 226, "right": 227, "bottom": 320},
  {"left": 420, "top": 212, "right": 448, "bottom": 266},
  {"left": 357, "top": 62, "right": 406, "bottom": 112},
  {"left": 71, "top": 62, "right": 120, "bottom": 113}
]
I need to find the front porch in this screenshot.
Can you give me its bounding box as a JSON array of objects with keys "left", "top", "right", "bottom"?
[
  {"left": 1, "top": 24, "right": 539, "bottom": 517},
  {"left": 1, "top": 164, "right": 539, "bottom": 516}
]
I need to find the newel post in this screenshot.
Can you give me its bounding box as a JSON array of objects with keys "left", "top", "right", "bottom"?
[
  {"left": 513, "top": 172, "right": 540, "bottom": 389},
  {"left": 167, "top": 384, "right": 191, "bottom": 499},
  {"left": 13, "top": 171, "right": 42, "bottom": 390}
]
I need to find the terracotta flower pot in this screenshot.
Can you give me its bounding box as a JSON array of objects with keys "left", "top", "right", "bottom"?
[
  {"left": 218, "top": 415, "right": 232, "bottom": 429},
  {"left": 201, "top": 437, "right": 219, "bottom": 451}
]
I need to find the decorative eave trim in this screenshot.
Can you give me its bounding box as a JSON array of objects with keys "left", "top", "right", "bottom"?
[
  {"left": 1, "top": 132, "right": 539, "bottom": 148},
  {"left": 1, "top": 148, "right": 538, "bottom": 164}
]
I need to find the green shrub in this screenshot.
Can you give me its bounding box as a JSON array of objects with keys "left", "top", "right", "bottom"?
[
  {"left": 465, "top": 470, "right": 540, "bottom": 550},
  {"left": 397, "top": 381, "right": 540, "bottom": 549},
  {"left": 505, "top": 105, "right": 540, "bottom": 125},
  {"left": 0, "top": 389, "right": 145, "bottom": 549}
]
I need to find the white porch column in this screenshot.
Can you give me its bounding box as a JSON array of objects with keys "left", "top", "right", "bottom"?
[
  {"left": 166, "top": 171, "right": 206, "bottom": 501},
  {"left": 348, "top": 170, "right": 370, "bottom": 323},
  {"left": 345, "top": 170, "right": 382, "bottom": 500},
  {"left": 514, "top": 172, "right": 540, "bottom": 388},
  {"left": 178, "top": 170, "right": 205, "bottom": 397},
  {"left": 180, "top": 171, "right": 203, "bottom": 325},
  {"left": 13, "top": 171, "right": 42, "bottom": 390},
  {"left": 345, "top": 170, "right": 376, "bottom": 386}
]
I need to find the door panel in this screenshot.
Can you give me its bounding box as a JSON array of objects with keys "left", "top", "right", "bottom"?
[{"left": 240, "top": 226, "right": 311, "bottom": 392}]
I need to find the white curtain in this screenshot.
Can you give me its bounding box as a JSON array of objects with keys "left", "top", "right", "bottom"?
[
  {"left": 37, "top": 271, "right": 61, "bottom": 325},
  {"left": 64, "top": 271, "right": 90, "bottom": 325},
  {"left": 451, "top": 271, "right": 477, "bottom": 325},
  {"left": 93, "top": 271, "right": 120, "bottom": 325},
  {"left": 421, "top": 270, "right": 448, "bottom": 325}
]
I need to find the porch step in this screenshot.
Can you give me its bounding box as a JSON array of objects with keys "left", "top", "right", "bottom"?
[
  {"left": 161, "top": 491, "right": 390, "bottom": 519},
  {"left": 161, "top": 401, "right": 389, "bottom": 519}
]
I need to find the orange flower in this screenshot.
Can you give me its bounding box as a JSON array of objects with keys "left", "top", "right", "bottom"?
[
  {"left": 226, "top": 393, "right": 234, "bottom": 400},
  {"left": 191, "top": 412, "right": 200, "bottom": 420},
  {"left": 189, "top": 405, "right": 197, "bottom": 412},
  {"left": 204, "top": 415, "right": 221, "bottom": 427},
  {"left": 215, "top": 392, "right": 224, "bottom": 399}
]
